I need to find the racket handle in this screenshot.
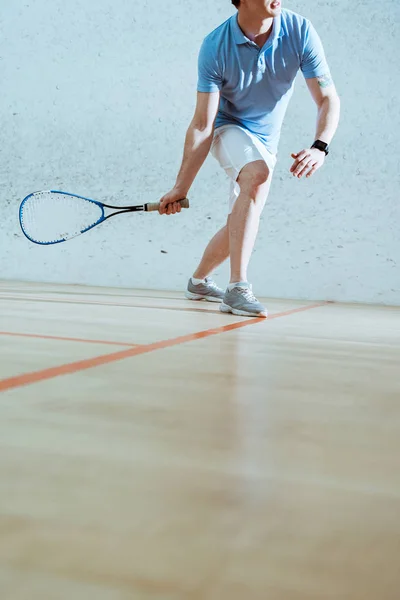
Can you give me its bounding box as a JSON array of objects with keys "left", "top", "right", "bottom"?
[{"left": 145, "top": 197, "right": 190, "bottom": 212}]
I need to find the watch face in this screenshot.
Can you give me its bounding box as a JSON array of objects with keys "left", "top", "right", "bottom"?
[{"left": 312, "top": 141, "right": 329, "bottom": 154}]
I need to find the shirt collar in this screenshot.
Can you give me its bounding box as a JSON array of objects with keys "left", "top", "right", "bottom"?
[{"left": 232, "top": 13, "right": 283, "bottom": 46}]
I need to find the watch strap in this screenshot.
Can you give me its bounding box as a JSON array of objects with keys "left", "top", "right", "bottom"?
[{"left": 311, "top": 140, "right": 329, "bottom": 155}]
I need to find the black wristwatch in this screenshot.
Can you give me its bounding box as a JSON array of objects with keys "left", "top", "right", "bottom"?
[{"left": 311, "top": 140, "right": 329, "bottom": 155}]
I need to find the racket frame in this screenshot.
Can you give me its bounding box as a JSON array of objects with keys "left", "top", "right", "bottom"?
[{"left": 19, "top": 190, "right": 189, "bottom": 245}]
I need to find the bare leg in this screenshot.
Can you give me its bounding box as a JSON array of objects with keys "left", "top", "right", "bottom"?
[
  {"left": 229, "top": 160, "right": 272, "bottom": 284},
  {"left": 192, "top": 224, "right": 230, "bottom": 280},
  {"left": 192, "top": 160, "right": 272, "bottom": 282}
]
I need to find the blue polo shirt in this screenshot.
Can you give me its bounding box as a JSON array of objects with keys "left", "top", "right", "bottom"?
[{"left": 197, "top": 9, "right": 330, "bottom": 154}]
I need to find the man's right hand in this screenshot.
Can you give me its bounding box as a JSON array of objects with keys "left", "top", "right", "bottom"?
[
  {"left": 158, "top": 188, "right": 187, "bottom": 215},
  {"left": 158, "top": 92, "right": 220, "bottom": 215}
]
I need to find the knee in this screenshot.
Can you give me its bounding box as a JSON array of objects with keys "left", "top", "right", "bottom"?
[{"left": 238, "top": 163, "right": 270, "bottom": 197}]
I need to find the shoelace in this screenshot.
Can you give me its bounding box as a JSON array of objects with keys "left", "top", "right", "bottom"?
[
  {"left": 205, "top": 278, "right": 220, "bottom": 291},
  {"left": 236, "top": 287, "right": 257, "bottom": 302}
]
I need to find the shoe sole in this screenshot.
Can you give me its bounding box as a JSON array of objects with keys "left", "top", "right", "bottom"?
[
  {"left": 185, "top": 291, "right": 223, "bottom": 303},
  {"left": 219, "top": 302, "right": 268, "bottom": 318}
]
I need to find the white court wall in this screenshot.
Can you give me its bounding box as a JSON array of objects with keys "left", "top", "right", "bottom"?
[{"left": 0, "top": 0, "right": 399, "bottom": 304}]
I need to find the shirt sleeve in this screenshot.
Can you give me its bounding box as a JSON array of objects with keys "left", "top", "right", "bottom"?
[
  {"left": 197, "top": 38, "right": 223, "bottom": 93},
  {"left": 300, "top": 22, "right": 331, "bottom": 79}
]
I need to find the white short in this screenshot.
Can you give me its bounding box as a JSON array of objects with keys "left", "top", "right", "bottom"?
[{"left": 210, "top": 124, "right": 277, "bottom": 213}]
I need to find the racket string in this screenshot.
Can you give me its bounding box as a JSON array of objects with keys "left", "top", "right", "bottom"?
[{"left": 20, "top": 192, "right": 104, "bottom": 244}]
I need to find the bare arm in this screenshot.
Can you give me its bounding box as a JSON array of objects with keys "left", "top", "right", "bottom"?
[
  {"left": 290, "top": 74, "right": 341, "bottom": 178},
  {"left": 307, "top": 74, "right": 341, "bottom": 144},
  {"left": 159, "top": 91, "right": 220, "bottom": 215}
]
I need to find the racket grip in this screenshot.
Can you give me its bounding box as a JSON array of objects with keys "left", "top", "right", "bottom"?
[{"left": 145, "top": 198, "right": 190, "bottom": 212}]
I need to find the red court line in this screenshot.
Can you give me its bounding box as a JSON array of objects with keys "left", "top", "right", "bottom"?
[
  {"left": 0, "top": 331, "right": 138, "bottom": 347},
  {"left": 0, "top": 302, "right": 327, "bottom": 393}
]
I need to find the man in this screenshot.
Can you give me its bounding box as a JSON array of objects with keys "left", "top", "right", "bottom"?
[{"left": 159, "top": 0, "right": 340, "bottom": 317}]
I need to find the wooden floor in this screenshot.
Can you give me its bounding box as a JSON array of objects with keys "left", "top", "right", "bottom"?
[{"left": 0, "top": 281, "right": 399, "bottom": 600}]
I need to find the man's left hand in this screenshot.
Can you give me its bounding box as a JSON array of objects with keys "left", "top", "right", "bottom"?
[{"left": 290, "top": 148, "right": 326, "bottom": 179}]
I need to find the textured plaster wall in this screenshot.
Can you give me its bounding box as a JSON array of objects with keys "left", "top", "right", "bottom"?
[{"left": 0, "top": 0, "right": 399, "bottom": 304}]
